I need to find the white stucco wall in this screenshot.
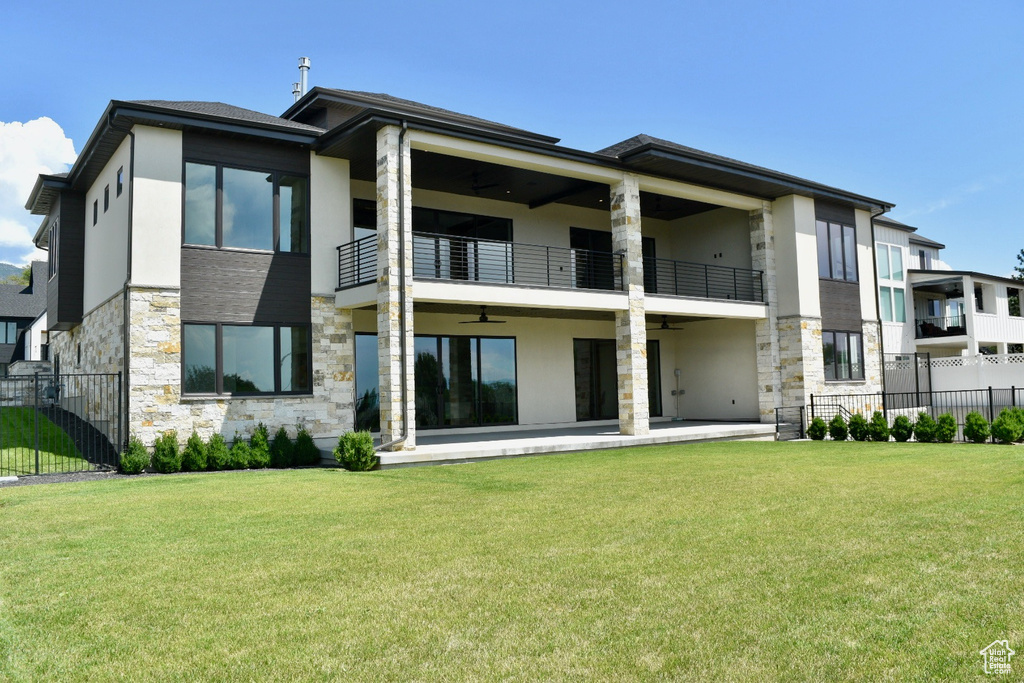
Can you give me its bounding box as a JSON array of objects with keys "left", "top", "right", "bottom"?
[
  {"left": 131, "top": 126, "right": 182, "bottom": 289},
  {"left": 772, "top": 194, "right": 820, "bottom": 318},
  {"left": 855, "top": 209, "right": 878, "bottom": 320},
  {"left": 310, "top": 153, "right": 350, "bottom": 294},
  {"left": 24, "top": 312, "right": 47, "bottom": 361},
  {"left": 666, "top": 207, "right": 753, "bottom": 270},
  {"left": 82, "top": 136, "right": 130, "bottom": 313}
]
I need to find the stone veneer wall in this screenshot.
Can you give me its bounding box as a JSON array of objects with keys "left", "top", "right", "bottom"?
[
  {"left": 750, "top": 203, "right": 782, "bottom": 423},
  {"left": 778, "top": 316, "right": 883, "bottom": 411},
  {"left": 48, "top": 294, "right": 124, "bottom": 377},
  {"left": 128, "top": 287, "right": 355, "bottom": 446}
]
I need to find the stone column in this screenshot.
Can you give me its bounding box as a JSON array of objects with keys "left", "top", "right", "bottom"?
[
  {"left": 750, "top": 202, "right": 783, "bottom": 423},
  {"left": 610, "top": 174, "right": 649, "bottom": 436},
  {"left": 376, "top": 125, "right": 415, "bottom": 450}
]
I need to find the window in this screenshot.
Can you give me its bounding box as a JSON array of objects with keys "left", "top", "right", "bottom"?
[
  {"left": 117, "top": 167, "right": 124, "bottom": 197},
  {"left": 879, "top": 286, "right": 906, "bottom": 322},
  {"left": 183, "top": 161, "right": 309, "bottom": 253},
  {"left": 876, "top": 244, "right": 903, "bottom": 281},
  {"left": 104, "top": 185, "right": 109, "bottom": 212},
  {"left": 1, "top": 322, "right": 18, "bottom": 344},
  {"left": 92, "top": 200, "right": 98, "bottom": 226},
  {"left": 182, "top": 323, "right": 311, "bottom": 395},
  {"left": 823, "top": 330, "right": 864, "bottom": 381},
  {"left": 816, "top": 220, "right": 857, "bottom": 281},
  {"left": 918, "top": 249, "right": 933, "bottom": 269},
  {"left": 47, "top": 219, "right": 59, "bottom": 279},
  {"left": 1008, "top": 287, "right": 1021, "bottom": 317},
  {"left": 975, "top": 286, "right": 984, "bottom": 313}
]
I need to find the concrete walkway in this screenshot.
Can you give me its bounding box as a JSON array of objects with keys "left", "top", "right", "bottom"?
[{"left": 377, "top": 419, "right": 776, "bottom": 467}]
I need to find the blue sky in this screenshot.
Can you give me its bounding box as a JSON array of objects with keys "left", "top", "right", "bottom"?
[{"left": 1, "top": 0, "right": 1021, "bottom": 272}]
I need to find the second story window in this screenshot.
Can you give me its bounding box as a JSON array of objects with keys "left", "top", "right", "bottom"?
[
  {"left": 816, "top": 221, "right": 857, "bottom": 282},
  {"left": 183, "top": 161, "right": 309, "bottom": 253},
  {"left": 876, "top": 244, "right": 903, "bottom": 281}
]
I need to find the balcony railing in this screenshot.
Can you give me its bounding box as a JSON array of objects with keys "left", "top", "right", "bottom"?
[
  {"left": 644, "top": 257, "right": 764, "bottom": 302},
  {"left": 337, "top": 233, "right": 764, "bottom": 303},
  {"left": 916, "top": 315, "right": 966, "bottom": 339}
]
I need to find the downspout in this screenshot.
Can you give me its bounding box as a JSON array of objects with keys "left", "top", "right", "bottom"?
[
  {"left": 121, "top": 126, "right": 135, "bottom": 449},
  {"left": 870, "top": 207, "right": 887, "bottom": 392},
  {"left": 376, "top": 120, "right": 409, "bottom": 452}
]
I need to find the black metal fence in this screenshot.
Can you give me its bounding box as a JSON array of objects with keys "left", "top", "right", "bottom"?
[
  {"left": 645, "top": 257, "right": 764, "bottom": 302},
  {"left": 0, "top": 372, "right": 122, "bottom": 476},
  {"left": 809, "top": 386, "right": 1024, "bottom": 442},
  {"left": 775, "top": 406, "right": 805, "bottom": 440},
  {"left": 337, "top": 235, "right": 376, "bottom": 290}
]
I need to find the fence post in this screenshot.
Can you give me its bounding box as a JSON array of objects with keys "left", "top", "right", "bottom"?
[
  {"left": 117, "top": 370, "right": 124, "bottom": 455},
  {"left": 810, "top": 394, "right": 816, "bottom": 421},
  {"left": 1013, "top": 386, "right": 1017, "bottom": 408},
  {"left": 988, "top": 386, "right": 995, "bottom": 423},
  {"left": 33, "top": 372, "right": 40, "bottom": 475}
]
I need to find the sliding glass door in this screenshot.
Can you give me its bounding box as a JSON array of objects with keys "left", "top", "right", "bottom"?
[{"left": 573, "top": 339, "right": 662, "bottom": 421}]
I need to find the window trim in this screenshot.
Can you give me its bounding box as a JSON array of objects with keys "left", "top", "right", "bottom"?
[
  {"left": 103, "top": 185, "right": 109, "bottom": 213},
  {"left": 816, "top": 220, "right": 859, "bottom": 282},
  {"left": 116, "top": 167, "right": 124, "bottom": 197},
  {"left": 822, "top": 329, "right": 865, "bottom": 382},
  {"left": 92, "top": 200, "right": 98, "bottom": 226},
  {"left": 181, "top": 321, "right": 313, "bottom": 397},
  {"left": 181, "top": 160, "right": 310, "bottom": 254}
]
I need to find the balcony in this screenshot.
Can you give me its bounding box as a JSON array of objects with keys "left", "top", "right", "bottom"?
[
  {"left": 337, "top": 233, "right": 764, "bottom": 304},
  {"left": 916, "top": 316, "right": 966, "bottom": 339}
]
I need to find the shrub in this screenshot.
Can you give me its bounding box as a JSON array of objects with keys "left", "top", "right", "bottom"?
[
  {"left": 270, "top": 427, "right": 294, "bottom": 468},
  {"left": 207, "top": 433, "right": 230, "bottom": 471},
  {"left": 868, "top": 411, "right": 890, "bottom": 442},
  {"left": 294, "top": 426, "right": 321, "bottom": 466},
  {"left": 119, "top": 435, "right": 149, "bottom": 475},
  {"left": 335, "top": 431, "right": 377, "bottom": 471},
  {"left": 228, "top": 434, "right": 252, "bottom": 470},
  {"left": 935, "top": 413, "right": 957, "bottom": 443},
  {"left": 991, "top": 408, "right": 1023, "bottom": 444},
  {"left": 249, "top": 423, "right": 271, "bottom": 469},
  {"left": 963, "top": 411, "right": 990, "bottom": 444},
  {"left": 151, "top": 430, "right": 182, "bottom": 474},
  {"left": 914, "top": 412, "right": 938, "bottom": 443},
  {"left": 807, "top": 417, "right": 827, "bottom": 441},
  {"left": 828, "top": 414, "right": 848, "bottom": 442},
  {"left": 891, "top": 415, "right": 914, "bottom": 442},
  {"left": 181, "top": 431, "right": 208, "bottom": 472},
  {"left": 848, "top": 413, "right": 869, "bottom": 442}
]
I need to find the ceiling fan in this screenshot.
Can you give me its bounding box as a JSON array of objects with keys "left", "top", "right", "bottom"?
[
  {"left": 459, "top": 306, "right": 506, "bottom": 324},
  {"left": 471, "top": 171, "right": 499, "bottom": 195},
  {"left": 648, "top": 315, "right": 685, "bottom": 332}
]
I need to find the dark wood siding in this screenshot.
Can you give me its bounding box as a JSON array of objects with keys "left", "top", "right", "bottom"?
[
  {"left": 182, "top": 132, "right": 309, "bottom": 175},
  {"left": 819, "top": 279, "right": 862, "bottom": 330},
  {"left": 814, "top": 199, "right": 855, "bottom": 226},
  {"left": 180, "top": 248, "right": 310, "bottom": 325},
  {"left": 48, "top": 192, "right": 86, "bottom": 331}
]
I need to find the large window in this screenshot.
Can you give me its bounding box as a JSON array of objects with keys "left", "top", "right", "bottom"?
[
  {"left": 822, "top": 330, "right": 864, "bottom": 381},
  {"left": 183, "top": 162, "right": 308, "bottom": 253},
  {"left": 816, "top": 220, "right": 858, "bottom": 282},
  {"left": 879, "top": 286, "right": 906, "bottom": 322},
  {"left": 354, "top": 332, "right": 517, "bottom": 431},
  {"left": 1, "top": 322, "right": 19, "bottom": 344},
  {"left": 182, "top": 323, "right": 311, "bottom": 395},
  {"left": 876, "top": 243, "right": 903, "bottom": 281}
]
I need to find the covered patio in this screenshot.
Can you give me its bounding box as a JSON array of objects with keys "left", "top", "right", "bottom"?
[{"left": 376, "top": 419, "right": 775, "bottom": 467}]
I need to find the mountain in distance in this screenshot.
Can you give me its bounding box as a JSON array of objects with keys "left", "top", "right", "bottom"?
[{"left": 0, "top": 263, "right": 27, "bottom": 282}]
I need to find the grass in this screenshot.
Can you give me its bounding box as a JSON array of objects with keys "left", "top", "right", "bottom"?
[
  {"left": 1, "top": 441, "right": 1022, "bottom": 680},
  {"left": 0, "top": 407, "right": 84, "bottom": 476}
]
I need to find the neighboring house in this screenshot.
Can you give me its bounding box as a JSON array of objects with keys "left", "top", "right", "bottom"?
[
  {"left": 25, "top": 90, "right": 894, "bottom": 452},
  {"left": 873, "top": 215, "right": 1024, "bottom": 358},
  {"left": 0, "top": 262, "right": 48, "bottom": 374}
]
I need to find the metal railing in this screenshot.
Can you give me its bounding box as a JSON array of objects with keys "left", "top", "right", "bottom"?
[
  {"left": 0, "top": 372, "right": 122, "bottom": 476},
  {"left": 916, "top": 315, "right": 966, "bottom": 339},
  {"left": 644, "top": 257, "right": 763, "bottom": 302},
  {"left": 337, "top": 235, "right": 376, "bottom": 290},
  {"left": 774, "top": 406, "right": 805, "bottom": 440}
]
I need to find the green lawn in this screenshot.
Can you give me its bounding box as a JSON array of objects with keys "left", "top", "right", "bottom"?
[
  {"left": 1, "top": 441, "right": 1022, "bottom": 681},
  {"left": 0, "top": 407, "right": 85, "bottom": 476}
]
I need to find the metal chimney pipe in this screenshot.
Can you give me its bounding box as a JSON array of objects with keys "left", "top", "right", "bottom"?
[
  {"left": 292, "top": 82, "right": 301, "bottom": 102},
  {"left": 298, "top": 57, "right": 310, "bottom": 95}
]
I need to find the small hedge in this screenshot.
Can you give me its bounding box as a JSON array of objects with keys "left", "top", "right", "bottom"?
[
  {"left": 963, "top": 411, "right": 991, "bottom": 444},
  {"left": 182, "top": 431, "right": 208, "bottom": 471},
  {"left": 294, "top": 426, "right": 321, "bottom": 466},
  {"left": 891, "top": 415, "right": 914, "bottom": 442},
  {"left": 335, "top": 431, "right": 377, "bottom": 471},
  {"left": 207, "top": 433, "right": 230, "bottom": 471},
  {"left": 913, "top": 412, "right": 938, "bottom": 443},
  {"left": 848, "top": 414, "right": 869, "bottom": 442},
  {"left": 807, "top": 417, "right": 827, "bottom": 440},
  {"left": 249, "top": 423, "right": 271, "bottom": 469},
  {"left": 935, "top": 413, "right": 957, "bottom": 444},
  {"left": 228, "top": 434, "right": 252, "bottom": 470},
  {"left": 151, "top": 430, "right": 182, "bottom": 474},
  {"left": 828, "top": 414, "right": 848, "bottom": 442},
  {"left": 992, "top": 408, "right": 1023, "bottom": 444},
  {"left": 119, "top": 436, "right": 149, "bottom": 475},
  {"left": 270, "top": 427, "right": 294, "bottom": 468},
  {"left": 868, "top": 411, "right": 890, "bottom": 442}
]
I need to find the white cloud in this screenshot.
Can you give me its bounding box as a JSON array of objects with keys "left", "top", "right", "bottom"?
[{"left": 0, "top": 117, "right": 76, "bottom": 265}]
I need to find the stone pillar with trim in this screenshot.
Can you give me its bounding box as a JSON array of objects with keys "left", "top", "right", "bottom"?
[
  {"left": 376, "top": 125, "right": 415, "bottom": 450},
  {"left": 750, "top": 201, "right": 783, "bottom": 423},
  {"left": 610, "top": 174, "right": 649, "bottom": 436}
]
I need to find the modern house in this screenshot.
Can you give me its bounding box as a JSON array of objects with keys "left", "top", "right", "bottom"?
[
  {"left": 0, "top": 261, "right": 48, "bottom": 375},
  {"left": 25, "top": 87, "right": 895, "bottom": 459}
]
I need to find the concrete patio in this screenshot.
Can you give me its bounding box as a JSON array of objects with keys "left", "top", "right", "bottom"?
[{"left": 376, "top": 419, "right": 776, "bottom": 467}]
